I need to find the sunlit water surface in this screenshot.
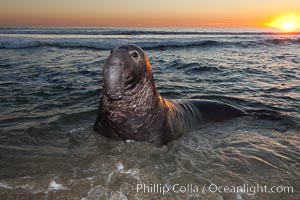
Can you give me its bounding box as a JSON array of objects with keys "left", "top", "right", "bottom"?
[{"left": 0, "top": 28, "right": 299, "bottom": 199}]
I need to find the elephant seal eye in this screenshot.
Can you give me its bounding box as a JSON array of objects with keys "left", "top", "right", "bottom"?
[{"left": 130, "top": 51, "right": 139, "bottom": 59}]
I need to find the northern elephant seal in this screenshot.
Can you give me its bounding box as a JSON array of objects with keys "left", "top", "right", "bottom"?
[{"left": 94, "top": 45, "right": 247, "bottom": 146}]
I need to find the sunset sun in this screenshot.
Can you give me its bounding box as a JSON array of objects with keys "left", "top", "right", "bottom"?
[{"left": 269, "top": 15, "right": 300, "bottom": 32}]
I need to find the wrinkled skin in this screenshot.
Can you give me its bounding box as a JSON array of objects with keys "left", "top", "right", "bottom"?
[{"left": 94, "top": 45, "right": 247, "bottom": 146}]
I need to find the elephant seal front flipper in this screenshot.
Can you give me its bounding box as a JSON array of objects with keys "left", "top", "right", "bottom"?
[{"left": 94, "top": 45, "right": 247, "bottom": 146}]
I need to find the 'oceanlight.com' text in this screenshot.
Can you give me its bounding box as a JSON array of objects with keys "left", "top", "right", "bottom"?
[{"left": 136, "top": 183, "right": 294, "bottom": 196}]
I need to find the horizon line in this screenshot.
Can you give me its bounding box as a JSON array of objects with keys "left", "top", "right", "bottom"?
[{"left": 0, "top": 24, "right": 270, "bottom": 29}]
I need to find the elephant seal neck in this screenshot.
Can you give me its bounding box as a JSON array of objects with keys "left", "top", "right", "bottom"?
[{"left": 100, "top": 75, "right": 164, "bottom": 140}]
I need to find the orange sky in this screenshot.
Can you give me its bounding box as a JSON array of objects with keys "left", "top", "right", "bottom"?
[{"left": 0, "top": 0, "right": 299, "bottom": 27}]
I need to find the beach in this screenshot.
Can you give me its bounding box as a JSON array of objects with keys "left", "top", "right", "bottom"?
[{"left": 0, "top": 27, "right": 299, "bottom": 199}]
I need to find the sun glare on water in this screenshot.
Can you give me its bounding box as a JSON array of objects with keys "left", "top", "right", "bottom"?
[{"left": 268, "top": 15, "right": 300, "bottom": 32}]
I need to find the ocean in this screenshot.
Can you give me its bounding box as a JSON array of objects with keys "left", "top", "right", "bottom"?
[{"left": 0, "top": 27, "right": 299, "bottom": 199}]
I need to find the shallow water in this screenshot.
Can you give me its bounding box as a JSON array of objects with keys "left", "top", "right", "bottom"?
[{"left": 0, "top": 28, "right": 299, "bottom": 199}]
